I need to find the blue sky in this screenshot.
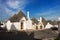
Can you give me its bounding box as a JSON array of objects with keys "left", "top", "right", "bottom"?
[{"left": 0, "top": 0, "right": 60, "bottom": 21}]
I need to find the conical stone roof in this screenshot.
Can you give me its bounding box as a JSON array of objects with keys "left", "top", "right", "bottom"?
[
  {"left": 31, "top": 17, "right": 38, "bottom": 24},
  {"left": 9, "top": 11, "right": 26, "bottom": 22}
]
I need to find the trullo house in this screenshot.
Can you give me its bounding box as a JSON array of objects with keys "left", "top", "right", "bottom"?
[
  {"left": 6, "top": 11, "right": 34, "bottom": 31},
  {"left": 0, "top": 11, "right": 59, "bottom": 31}
]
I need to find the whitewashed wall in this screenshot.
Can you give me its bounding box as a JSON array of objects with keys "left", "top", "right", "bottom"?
[
  {"left": 6, "top": 18, "right": 35, "bottom": 31},
  {"left": 23, "top": 21, "right": 26, "bottom": 30},
  {"left": 13, "top": 22, "right": 21, "bottom": 30},
  {"left": 32, "top": 24, "right": 37, "bottom": 30},
  {"left": 45, "top": 22, "right": 53, "bottom": 29},
  {"left": 6, "top": 20, "right": 21, "bottom": 31},
  {"left": 6, "top": 20, "right": 12, "bottom": 31},
  {"left": 26, "top": 19, "right": 33, "bottom": 29}
]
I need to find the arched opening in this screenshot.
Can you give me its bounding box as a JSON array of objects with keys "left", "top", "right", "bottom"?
[
  {"left": 40, "top": 26, "right": 42, "bottom": 29},
  {"left": 21, "top": 22, "right": 23, "bottom": 29},
  {"left": 36, "top": 26, "right": 38, "bottom": 30}
]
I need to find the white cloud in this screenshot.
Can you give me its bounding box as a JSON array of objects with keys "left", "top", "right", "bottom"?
[
  {"left": 5, "top": 7, "right": 17, "bottom": 16},
  {"left": 6, "top": 0, "right": 27, "bottom": 9},
  {"left": 7, "top": 1, "right": 19, "bottom": 9}
]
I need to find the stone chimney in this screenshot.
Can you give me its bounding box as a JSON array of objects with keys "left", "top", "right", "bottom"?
[
  {"left": 40, "top": 17, "right": 42, "bottom": 22},
  {"left": 27, "top": 11, "right": 30, "bottom": 19}
]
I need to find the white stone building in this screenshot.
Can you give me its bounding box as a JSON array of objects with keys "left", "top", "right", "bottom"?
[
  {"left": 45, "top": 22, "right": 54, "bottom": 29},
  {"left": 45, "top": 21, "right": 58, "bottom": 29},
  {"left": 1, "top": 11, "right": 59, "bottom": 31},
  {"left": 5, "top": 11, "right": 34, "bottom": 31}
]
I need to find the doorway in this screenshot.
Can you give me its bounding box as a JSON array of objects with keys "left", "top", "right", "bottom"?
[
  {"left": 36, "top": 26, "right": 38, "bottom": 30},
  {"left": 21, "top": 21, "right": 24, "bottom": 30},
  {"left": 40, "top": 26, "right": 42, "bottom": 29}
]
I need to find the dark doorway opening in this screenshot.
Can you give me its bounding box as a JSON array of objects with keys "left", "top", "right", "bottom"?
[
  {"left": 36, "top": 26, "right": 38, "bottom": 30},
  {"left": 21, "top": 21, "right": 24, "bottom": 30},
  {"left": 40, "top": 26, "right": 42, "bottom": 29}
]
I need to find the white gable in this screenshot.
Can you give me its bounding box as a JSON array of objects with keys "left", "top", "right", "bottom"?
[
  {"left": 20, "top": 17, "right": 26, "bottom": 21},
  {"left": 45, "top": 22, "right": 53, "bottom": 29},
  {"left": 11, "top": 22, "right": 21, "bottom": 30}
]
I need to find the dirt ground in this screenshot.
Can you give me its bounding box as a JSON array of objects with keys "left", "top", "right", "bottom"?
[{"left": 0, "top": 31, "right": 34, "bottom": 40}]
